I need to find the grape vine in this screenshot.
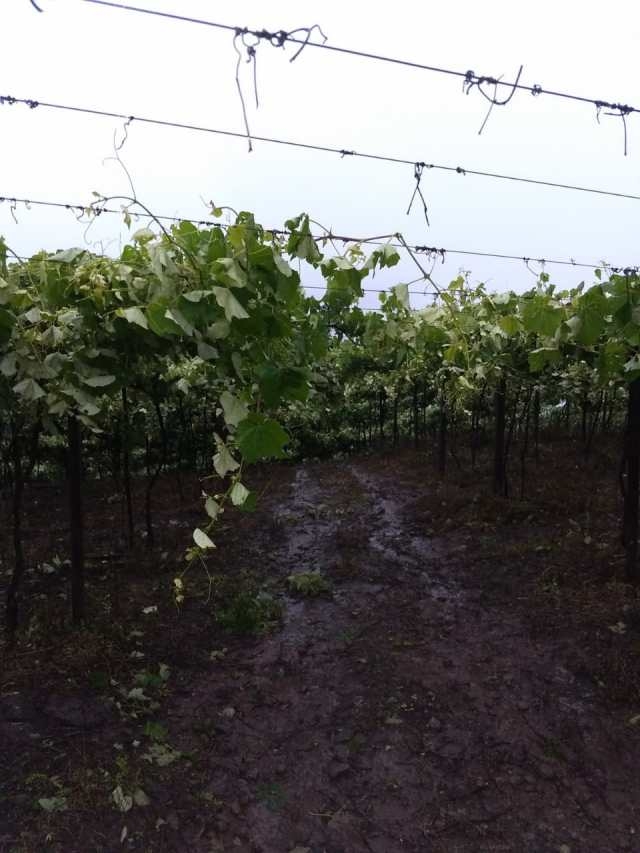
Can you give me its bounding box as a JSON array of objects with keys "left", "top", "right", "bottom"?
[{"left": 2, "top": 208, "right": 640, "bottom": 636}]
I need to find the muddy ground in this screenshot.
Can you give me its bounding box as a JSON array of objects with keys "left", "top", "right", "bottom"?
[{"left": 2, "top": 446, "right": 640, "bottom": 852}]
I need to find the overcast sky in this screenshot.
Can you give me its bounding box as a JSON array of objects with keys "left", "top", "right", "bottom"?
[{"left": 1, "top": 0, "right": 639, "bottom": 309}]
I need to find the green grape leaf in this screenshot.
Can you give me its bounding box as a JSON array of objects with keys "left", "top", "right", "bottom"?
[
  {"left": 220, "top": 391, "right": 248, "bottom": 427},
  {"left": 193, "top": 528, "right": 215, "bottom": 549},
  {"left": 236, "top": 414, "right": 289, "bottom": 463},
  {"left": 528, "top": 347, "right": 561, "bottom": 373},
  {"left": 231, "top": 352, "right": 243, "bottom": 378},
  {"left": 24, "top": 307, "right": 41, "bottom": 324},
  {"left": 212, "top": 287, "right": 249, "bottom": 322},
  {"left": 132, "top": 228, "right": 155, "bottom": 244},
  {"left": 50, "top": 248, "right": 85, "bottom": 264},
  {"left": 498, "top": 315, "right": 520, "bottom": 335},
  {"left": 66, "top": 386, "right": 101, "bottom": 416},
  {"left": 205, "top": 497, "right": 222, "bottom": 519},
  {"left": 207, "top": 320, "right": 230, "bottom": 340},
  {"left": 146, "top": 302, "right": 183, "bottom": 337},
  {"left": 214, "top": 257, "right": 248, "bottom": 288},
  {"left": 598, "top": 340, "right": 626, "bottom": 379},
  {"left": 0, "top": 351, "right": 17, "bottom": 377},
  {"left": 0, "top": 307, "right": 15, "bottom": 345},
  {"left": 230, "top": 481, "right": 250, "bottom": 506},
  {"left": 292, "top": 234, "right": 322, "bottom": 264},
  {"left": 197, "top": 341, "right": 218, "bottom": 360},
  {"left": 575, "top": 287, "right": 606, "bottom": 346},
  {"left": 522, "top": 295, "right": 563, "bottom": 337},
  {"left": 164, "top": 308, "right": 194, "bottom": 337},
  {"left": 273, "top": 250, "right": 293, "bottom": 278},
  {"left": 13, "top": 377, "right": 46, "bottom": 401},
  {"left": 365, "top": 244, "right": 401, "bottom": 270},
  {"left": 324, "top": 266, "right": 365, "bottom": 308},
  {"left": 392, "top": 283, "right": 410, "bottom": 307},
  {"left": 181, "top": 290, "right": 208, "bottom": 303},
  {"left": 82, "top": 375, "right": 116, "bottom": 388},
  {"left": 119, "top": 306, "right": 149, "bottom": 329},
  {"left": 257, "top": 365, "right": 309, "bottom": 407},
  {"left": 213, "top": 442, "right": 240, "bottom": 477},
  {"left": 238, "top": 491, "right": 257, "bottom": 513}
]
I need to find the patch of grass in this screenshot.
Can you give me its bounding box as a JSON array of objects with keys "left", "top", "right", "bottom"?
[
  {"left": 287, "top": 570, "right": 332, "bottom": 597},
  {"left": 210, "top": 570, "right": 283, "bottom": 635},
  {"left": 216, "top": 591, "right": 281, "bottom": 635},
  {"left": 144, "top": 721, "right": 168, "bottom": 742}
]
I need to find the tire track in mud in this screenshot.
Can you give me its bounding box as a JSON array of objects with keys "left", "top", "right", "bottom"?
[{"left": 168, "top": 458, "right": 640, "bottom": 853}]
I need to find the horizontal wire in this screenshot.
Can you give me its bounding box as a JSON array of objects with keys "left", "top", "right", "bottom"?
[
  {"left": 82, "top": 0, "right": 638, "bottom": 117},
  {"left": 1, "top": 93, "right": 639, "bottom": 203},
  {"left": 0, "top": 192, "right": 634, "bottom": 273}
]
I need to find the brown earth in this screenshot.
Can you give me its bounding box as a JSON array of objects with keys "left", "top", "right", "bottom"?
[{"left": 2, "top": 445, "right": 640, "bottom": 852}]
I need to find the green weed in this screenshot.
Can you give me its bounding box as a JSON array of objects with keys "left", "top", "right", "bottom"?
[
  {"left": 287, "top": 570, "right": 332, "bottom": 597},
  {"left": 216, "top": 591, "right": 281, "bottom": 634}
]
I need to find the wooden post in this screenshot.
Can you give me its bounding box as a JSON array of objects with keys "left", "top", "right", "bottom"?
[
  {"left": 623, "top": 378, "right": 640, "bottom": 582},
  {"left": 493, "top": 376, "right": 507, "bottom": 495},
  {"left": 121, "top": 387, "right": 134, "bottom": 549},
  {"left": 68, "top": 414, "right": 85, "bottom": 623},
  {"left": 6, "top": 421, "right": 25, "bottom": 638}
]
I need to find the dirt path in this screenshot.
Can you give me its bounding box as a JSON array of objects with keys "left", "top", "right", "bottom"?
[{"left": 162, "top": 458, "right": 640, "bottom": 853}]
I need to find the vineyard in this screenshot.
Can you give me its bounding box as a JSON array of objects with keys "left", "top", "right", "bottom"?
[
  {"left": 1, "top": 208, "right": 640, "bottom": 851},
  {"left": 3, "top": 1, "right": 640, "bottom": 852},
  {"left": 3, "top": 212, "right": 640, "bottom": 625}
]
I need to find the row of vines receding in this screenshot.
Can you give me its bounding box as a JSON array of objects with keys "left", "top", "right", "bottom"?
[{"left": 2, "top": 211, "right": 640, "bottom": 639}]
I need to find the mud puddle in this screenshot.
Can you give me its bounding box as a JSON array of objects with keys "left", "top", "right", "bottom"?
[{"left": 351, "top": 465, "right": 462, "bottom": 612}]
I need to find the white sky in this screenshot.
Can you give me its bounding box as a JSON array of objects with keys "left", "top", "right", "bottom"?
[{"left": 1, "top": 0, "right": 639, "bottom": 309}]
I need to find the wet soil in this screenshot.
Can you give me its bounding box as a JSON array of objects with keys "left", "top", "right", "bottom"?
[{"left": 2, "top": 449, "right": 640, "bottom": 852}]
